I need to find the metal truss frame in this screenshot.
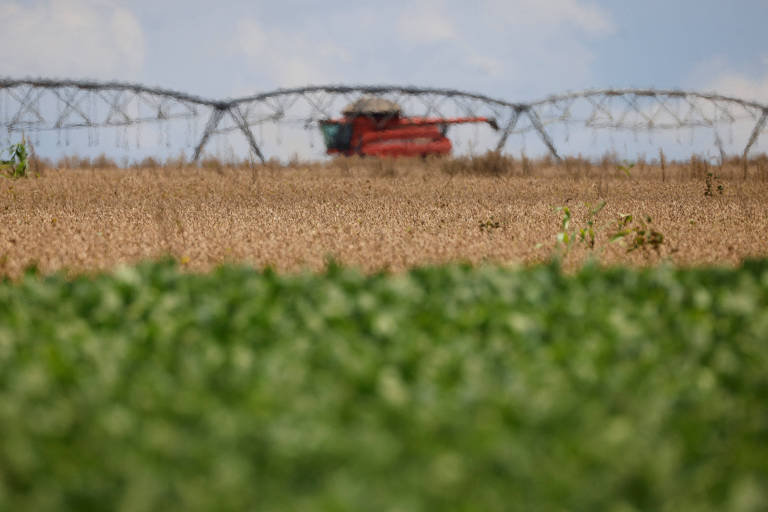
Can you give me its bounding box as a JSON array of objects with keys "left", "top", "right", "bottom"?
[{"left": 2, "top": 78, "right": 767, "bottom": 162}]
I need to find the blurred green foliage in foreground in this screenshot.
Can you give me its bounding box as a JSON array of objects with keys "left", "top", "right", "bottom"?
[{"left": 1, "top": 260, "right": 767, "bottom": 511}]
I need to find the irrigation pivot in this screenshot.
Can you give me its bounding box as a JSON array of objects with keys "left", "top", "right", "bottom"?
[{"left": 1, "top": 78, "right": 767, "bottom": 161}]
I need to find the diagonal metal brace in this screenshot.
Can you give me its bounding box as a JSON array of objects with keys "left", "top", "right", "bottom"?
[
  {"left": 495, "top": 107, "right": 522, "bottom": 152},
  {"left": 228, "top": 105, "right": 266, "bottom": 163},
  {"left": 193, "top": 106, "right": 226, "bottom": 161},
  {"left": 525, "top": 107, "right": 561, "bottom": 161}
]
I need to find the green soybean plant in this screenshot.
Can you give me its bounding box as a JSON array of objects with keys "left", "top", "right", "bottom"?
[
  {"left": 0, "top": 139, "right": 30, "bottom": 179},
  {"left": 704, "top": 172, "right": 724, "bottom": 197},
  {"left": 617, "top": 160, "right": 635, "bottom": 178},
  {"left": 554, "top": 201, "right": 606, "bottom": 256},
  {"left": 610, "top": 213, "right": 665, "bottom": 255}
]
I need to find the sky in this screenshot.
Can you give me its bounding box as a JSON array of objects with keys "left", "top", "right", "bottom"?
[{"left": 0, "top": 0, "right": 767, "bottom": 159}]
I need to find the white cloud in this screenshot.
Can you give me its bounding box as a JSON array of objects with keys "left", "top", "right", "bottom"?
[
  {"left": 446, "top": 0, "right": 612, "bottom": 96},
  {"left": 397, "top": 5, "right": 456, "bottom": 44},
  {"left": 467, "top": 55, "right": 503, "bottom": 77},
  {"left": 226, "top": 1, "right": 614, "bottom": 95},
  {"left": 233, "top": 19, "right": 351, "bottom": 87},
  {"left": 484, "top": 0, "right": 615, "bottom": 35},
  {"left": 394, "top": 0, "right": 613, "bottom": 95},
  {"left": 0, "top": 0, "right": 144, "bottom": 79}
]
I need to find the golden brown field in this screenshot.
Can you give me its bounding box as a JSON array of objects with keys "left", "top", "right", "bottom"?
[{"left": 1, "top": 155, "right": 767, "bottom": 277}]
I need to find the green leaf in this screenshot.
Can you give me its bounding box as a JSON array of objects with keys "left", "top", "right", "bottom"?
[
  {"left": 0, "top": 260, "right": 765, "bottom": 509},
  {"left": 610, "top": 231, "right": 628, "bottom": 242},
  {"left": 590, "top": 201, "right": 607, "bottom": 216}
]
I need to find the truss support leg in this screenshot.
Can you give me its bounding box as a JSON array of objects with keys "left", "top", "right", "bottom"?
[
  {"left": 743, "top": 109, "right": 768, "bottom": 160},
  {"left": 742, "top": 109, "right": 768, "bottom": 179},
  {"left": 526, "top": 109, "right": 561, "bottom": 161},
  {"left": 229, "top": 106, "right": 266, "bottom": 164},
  {"left": 713, "top": 130, "right": 726, "bottom": 167},
  {"left": 193, "top": 106, "right": 226, "bottom": 162},
  {"left": 495, "top": 108, "right": 521, "bottom": 152}
]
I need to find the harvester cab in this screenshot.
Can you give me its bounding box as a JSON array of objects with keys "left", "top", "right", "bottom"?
[
  {"left": 320, "top": 122, "right": 354, "bottom": 153},
  {"left": 320, "top": 97, "right": 497, "bottom": 158}
]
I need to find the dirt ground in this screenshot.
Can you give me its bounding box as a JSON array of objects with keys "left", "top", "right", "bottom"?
[{"left": 1, "top": 162, "right": 767, "bottom": 277}]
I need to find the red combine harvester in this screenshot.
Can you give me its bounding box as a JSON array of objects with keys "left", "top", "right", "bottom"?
[{"left": 320, "top": 97, "right": 498, "bottom": 157}]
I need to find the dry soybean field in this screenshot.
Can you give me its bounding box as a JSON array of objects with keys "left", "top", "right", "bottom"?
[
  {"left": 2, "top": 158, "right": 767, "bottom": 277},
  {"left": 3, "top": 157, "right": 768, "bottom": 511}
]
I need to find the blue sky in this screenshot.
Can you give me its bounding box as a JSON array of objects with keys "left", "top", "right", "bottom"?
[
  {"left": 0, "top": 0, "right": 766, "bottom": 160},
  {"left": 2, "top": 0, "right": 766, "bottom": 102}
]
